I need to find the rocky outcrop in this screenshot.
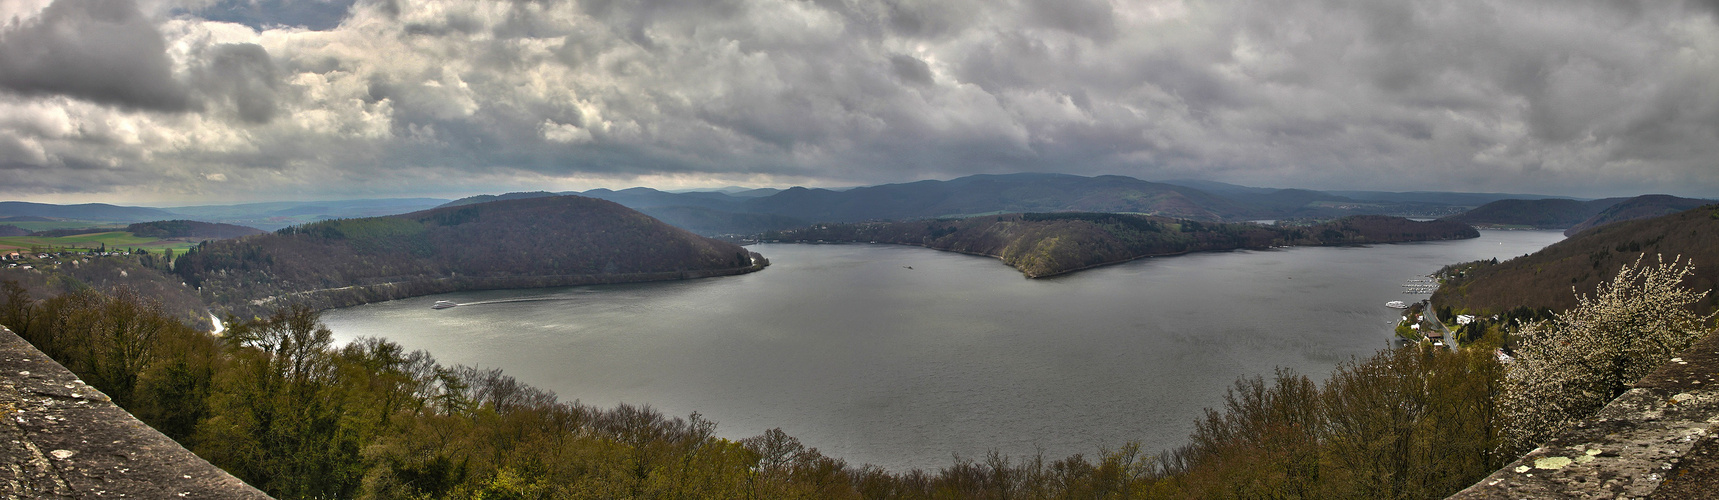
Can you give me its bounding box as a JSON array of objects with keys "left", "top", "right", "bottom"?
[
  {"left": 0, "top": 325, "right": 269, "bottom": 499},
  {"left": 1449, "top": 331, "right": 1719, "bottom": 498}
]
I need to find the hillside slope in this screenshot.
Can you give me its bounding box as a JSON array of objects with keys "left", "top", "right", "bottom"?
[
  {"left": 1564, "top": 195, "right": 1714, "bottom": 236},
  {"left": 176, "top": 196, "right": 765, "bottom": 315},
  {"left": 126, "top": 220, "right": 265, "bottom": 239},
  {"left": 436, "top": 191, "right": 559, "bottom": 208},
  {"left": 767, "top": 214, "right": 1478, "bottom": 278},
  {"left": 1442, "top": 198, "right": 1621, "bottom": 228},
  {"left": 1433, "top": 204, "right": 1719, "bottom": 316}
]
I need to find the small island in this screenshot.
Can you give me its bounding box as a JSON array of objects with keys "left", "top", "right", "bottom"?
[{"left": 764, "top": 213, "right": 1479, "bottom": 278}]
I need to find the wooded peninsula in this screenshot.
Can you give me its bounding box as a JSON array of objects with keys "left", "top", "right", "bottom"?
[{"left": 763, "top": 213, "right": 1480, "bottom": 277}]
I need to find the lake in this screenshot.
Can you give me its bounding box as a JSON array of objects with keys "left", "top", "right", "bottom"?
[{"left": 322, "top": 230, "right": 1565, "bottom": 471}]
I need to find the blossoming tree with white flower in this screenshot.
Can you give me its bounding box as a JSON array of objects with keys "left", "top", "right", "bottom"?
[{"left": 1501, "top": 255, "right": 1716, "bottom": 455}]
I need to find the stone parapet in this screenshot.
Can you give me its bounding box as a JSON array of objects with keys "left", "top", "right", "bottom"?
[
  {"left": 0, "top": 325, "right": 270, "bottom": 499},
  {"left": 1449, "top": 331, "right": 1719, "bottom": 499}
]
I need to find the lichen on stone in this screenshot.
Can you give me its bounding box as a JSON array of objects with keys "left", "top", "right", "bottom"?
[{"left": 1534, "top": 456, "right": 1574, "bottom": 469}]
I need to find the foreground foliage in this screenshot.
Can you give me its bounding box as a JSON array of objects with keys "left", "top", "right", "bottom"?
[
  {"left": 2, "top": 254, "right": 1709, "bottom": 498},
  {"left": 1500, "top": 256, "right": 1716, "bottom": 455},
  {"left": 2, "top": 278, "right": 1536, "bottom": 499}
]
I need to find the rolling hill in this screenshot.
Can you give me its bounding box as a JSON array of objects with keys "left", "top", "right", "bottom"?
[
  {"left": 175, "top": 195, "right": 766, "bottom": 315},
  {"left": 633, "top": 206, "right": 809, "bottom": 237},
  {"left": 1442, "top": 198, "right": 1623, "bottom": 229},
  {"left": 125, "top": 220, "right": 265, "bottom": 239},
  {"left": 1433, "top": 203, "right": 1719, "bottom": 316},
  {"left": 740, "top": 173, "right": 1238, "bottom": 222},
  {"left": 0, "top": 201, "right": 176, "bottom": 222},
  {"left": 163, "top": 198, "right": 450, "bottom": 231},
  {"left": 435, "top": 191, "right": 560, "bottom": 208},
  {"left": 1564, "top": 195, "right": 1714, "bottom": 236},
  {"left": 765, "top": 214, "right": 1479, "bottom": 278}
]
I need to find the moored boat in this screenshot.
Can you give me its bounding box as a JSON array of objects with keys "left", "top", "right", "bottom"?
[{"left": 1385, "top": 300, "right": 1408, "bottom": 309}]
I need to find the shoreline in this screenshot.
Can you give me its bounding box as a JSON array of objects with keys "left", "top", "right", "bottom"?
[{"left": 212, "top": 257, "right": 770, "bottom": 318}]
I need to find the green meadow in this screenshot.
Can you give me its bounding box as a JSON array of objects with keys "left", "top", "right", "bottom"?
[{"left": 0, "top": 231, "right": 199, "bottom": 254}]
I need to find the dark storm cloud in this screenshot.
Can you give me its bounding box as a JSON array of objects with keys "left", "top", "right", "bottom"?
[
  {"left": 0, "top": 0, "right": 192, "bottom": 111},
  {"left": 889, "top": 54, "right": 933, "bottom": 85},
  {"left": 1024, "top": 0, "right": 1115, "bottom": 40},
  {"left": 883, "top": 0, "right": 981, "bottom": 38},
  {"left": 192, "top": 43, "right": 281, "bottom": 124}
]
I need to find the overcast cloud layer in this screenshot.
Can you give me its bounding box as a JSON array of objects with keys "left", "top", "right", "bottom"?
[{"left": 0, "top": 0, "right": 1716, "bottom": 203}]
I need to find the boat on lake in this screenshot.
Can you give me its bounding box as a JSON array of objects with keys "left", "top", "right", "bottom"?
[
  {"left": 431, "top": 300, "right": 458, "bottom": 310},
  {"left": 1385, "top": 300, "right": 1409, "bottom": 309}
]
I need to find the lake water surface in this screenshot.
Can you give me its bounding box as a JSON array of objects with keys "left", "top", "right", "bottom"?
[{"left": 323, "top": 230, "right": 1565, "bottom": 471}]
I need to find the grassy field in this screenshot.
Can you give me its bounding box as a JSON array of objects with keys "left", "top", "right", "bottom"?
[
  {"left": 0, "top": 231, "right": 199, "bottom": 253},
  {"left": 0, "top": 220, "right": 127, "bottom": 232}
]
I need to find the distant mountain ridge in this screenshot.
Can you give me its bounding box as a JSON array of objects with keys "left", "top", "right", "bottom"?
[
  {"left": 163, "top": 198, "right": 450, "bottom": 230},
  {"left": 727, "top": 173, "right": 1225, "bottom": 223},
  {"left": 436, "top": 192, "right": 560, "bottom": 208},
  {"left": 0, "top": 201, "right": 175, "bottom": 222},
  {"left": 1157, "top": 179, "right": 1575, "bottom": 206},
  {"left": 438, "top": 173, "right": 1537, "bottom": 235},
  {"left": 0, "top": 199, "right": 450, "bottom": 231},
  {"left": 8, "top": 174, "right": 1711, "bottom": 237}
]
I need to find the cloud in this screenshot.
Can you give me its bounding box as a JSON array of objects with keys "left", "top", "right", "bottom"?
[
  {"left": 0, "top": 0, "right": 192, "bottom": 111},
  {"left": 190, "top": 0, "right": 355, "bottom": 31},
  {"left": 889, "top": 54, "right": 934, "bottom": 85},
  {"left": 192, "top": 43, "right": 282, "bottom": 123},
  {"left": 0, "top": 0, "right": 1717, "bottom": 204}
]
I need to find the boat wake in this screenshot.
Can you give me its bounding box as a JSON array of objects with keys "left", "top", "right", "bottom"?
[{"left": 446, "top": 296, "right": 580, "bottom": 307}]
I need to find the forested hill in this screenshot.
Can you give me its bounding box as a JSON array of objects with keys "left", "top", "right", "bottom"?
[
  {"left": 1433, "top": 204, "right": 1719, "bottom": 316},
  {"left": 1563, "top": 194, "right": 1714, "bottom": 236},
  {"left": 764, "top": 214, "right": 1478, "bottom": 278},
  {"left": 1441, "top": 198, "right": 1620, "bottom": 229},
  {"left": 175, "top": 195, "right": 765, "bottom": 315},
  {"left": 126, "top": 220, "right": 265, "bottom": 239}
]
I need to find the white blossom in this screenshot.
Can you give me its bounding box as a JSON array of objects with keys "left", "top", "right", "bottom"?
[{"left": 1501, "top": 255, "right": 1715, "bottom": 454}]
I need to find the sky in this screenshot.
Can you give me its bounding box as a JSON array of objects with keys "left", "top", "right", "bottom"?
[{"left": 0, "top": 0, "right": 1716, "bottom": 205}]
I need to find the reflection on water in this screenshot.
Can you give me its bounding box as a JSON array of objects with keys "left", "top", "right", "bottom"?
[{"left": 323, "top": 231, "right": 1564, "bottom": 471}]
